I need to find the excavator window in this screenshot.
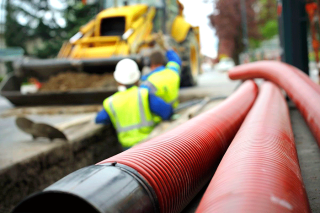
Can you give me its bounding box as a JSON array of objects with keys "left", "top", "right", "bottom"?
[
  {"left": 100, "top": 17, "right": 125, "bottom": 36},
  {"left": 153, "top": 9, "right": 165, "bottom": 33},
  {"left": 139, "top": 0, "right": 164, "bottom": 7},
  {"left": 165, "top": 0, "right": 178, "bottom": 31},
  {"left": 166, "top": 0, "right": 178, "bottom": 15},
  {"left": 105, "top": 0, "right": 164, "bottom": 8}
]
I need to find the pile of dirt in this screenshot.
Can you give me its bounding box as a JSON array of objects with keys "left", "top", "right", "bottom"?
[{"left": 39, "top": 72, "right": 117, "bottom": 92}]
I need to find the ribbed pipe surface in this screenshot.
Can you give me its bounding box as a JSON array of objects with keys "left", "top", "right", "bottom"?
[
  {"left": 196, "top": 82, "right": 311, "bottom": 213},
  {"left": 229, "top": 61, "right": 320, "bottom": 147},
  {"left": 98, "top": 80, "right": 258, "bottom": 213},
  {"left": 286, "top": 63, "right": 320, "bottom": 94}
]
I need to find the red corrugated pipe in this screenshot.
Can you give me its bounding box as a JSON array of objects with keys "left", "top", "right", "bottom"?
[
  {"left": 286, "top": 63, "right": 320, "bottom": 94},
  {"left": 98, "top": 80, "right": 258, "bottom": 213},
  {"left": 229, "top": 61, "right": 320, "bottom": 147},
  {"left": 196, "top": 82, "right": 311, "bottom": 213}
]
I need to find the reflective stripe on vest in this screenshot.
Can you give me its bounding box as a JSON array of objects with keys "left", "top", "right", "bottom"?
[
  {"left": 166, "top": 61, "right": 180, "bottom": 73},
  {"left": 104, "top": 87, "right": 155, "bottom": 147},
  {"left": 142, "top": 80, "right": 158, "bottom": 94},
  {"left": 143, "top": 80, "right": 179, "bottom": 108},
  {"left": 108, "top": 89, "right": 154, "bottom": 133},
  {"left": 144, "top": 68, "right": 180, "bottom": 108}
]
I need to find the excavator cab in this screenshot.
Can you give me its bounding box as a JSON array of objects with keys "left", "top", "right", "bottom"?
[
  {"left": 98, "top": 0, "right": 201, "bottom": 87},
  {"left": 101, "top": 0, "right": 184, "bottom": 36}
]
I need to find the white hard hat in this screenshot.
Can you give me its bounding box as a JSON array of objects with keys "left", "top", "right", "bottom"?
[{"left": 114, "top": 59, "right": 141, "bottom": 85}]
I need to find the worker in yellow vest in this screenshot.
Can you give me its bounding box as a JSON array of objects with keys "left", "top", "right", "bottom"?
[
  {"left": 140, "top": 33, "right": 181, "bottom": 110},
  {"left": 95, "top": 59, "right": 173, "bottom": 150}
]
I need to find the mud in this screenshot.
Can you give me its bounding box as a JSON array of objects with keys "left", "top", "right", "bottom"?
[
  {"left": 1, "top": 105, "right": 102, "bottom": 118},
  {"left": 39, "top": 72, "right": 117, "bottom": 92}
]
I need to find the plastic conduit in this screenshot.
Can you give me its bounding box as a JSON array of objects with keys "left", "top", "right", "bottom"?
[
  {"left": 98, "top": 80, "right": 258, "bottom": 213},
  {"left": 196, "top": 82, "right": 311, "bottom": 213},
  {"left": 229, "top": 61, "right": 320, "bottom": 147},
  {"left": 286, "top": 63, "right": 320, "bottom": 94}
]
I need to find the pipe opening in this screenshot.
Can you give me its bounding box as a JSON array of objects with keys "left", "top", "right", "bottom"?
[{"left": 12, "top": 191, "right": 99, "bottom": 213}]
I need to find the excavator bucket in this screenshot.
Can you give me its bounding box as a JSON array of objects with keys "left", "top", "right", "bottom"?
[
  {"left": 0, "top": 56, "right": 144, "bottom": 106},
  {"left": 14, "top": 55, "right": 144, "bottom": 77}
]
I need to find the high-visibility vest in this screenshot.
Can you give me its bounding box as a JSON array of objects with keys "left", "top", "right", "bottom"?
[
  {"left": 143, "top": 62, "right": 180, "bottom": 109},
  {"left": 103, "top": 86, "right": 155, "bottom": 148}
]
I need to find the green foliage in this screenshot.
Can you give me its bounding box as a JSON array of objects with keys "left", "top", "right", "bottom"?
[
  {"left": 5, "top": 0, "right": 99, "bottom": 59},
  {"left": 249, "top": 38, "right": 261, "bottom": 49},
  {"left": 4, "top": 2, "right": 30, "bottom": 54},
  {"left": 308, "top": 51, "right": 320, "bottom": 62},
  {"left": 253, "top": 0, "right": 278, "bottom": 47},
  {"left": 260, "top": 19, "right": 278, "bottom": 39},
  {"left": 33, "top": 41, "right": 64, "bottom": 59},
  {"left": 64, "top": 2, "right": 99, "bottom": 39},
  {"left": 249, "top": 20, "right": 278, "bottom": 49}
]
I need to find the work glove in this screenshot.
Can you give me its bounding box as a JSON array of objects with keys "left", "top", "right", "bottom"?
[{"left": 155, "top": 31, "right": 169, "bottom": 50}]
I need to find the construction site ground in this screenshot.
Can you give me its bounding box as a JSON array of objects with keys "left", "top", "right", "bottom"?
[
  {"left": 38, "top": 72, "right": 117, "bottom": 92},
  {"left": 1, "top": 70, "right": 320, "bottom": 212}
]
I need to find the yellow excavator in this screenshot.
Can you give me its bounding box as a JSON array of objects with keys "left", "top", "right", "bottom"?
[
  {"left": 2, "top": 0, "right": 201, "bottom": 106},
  {"left": 59, "top": 0, "right": 200, "bottom": 85}
]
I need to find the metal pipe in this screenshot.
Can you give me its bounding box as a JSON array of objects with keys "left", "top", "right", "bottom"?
[
  {"left": 15, "top": 55, "right": 143, "bottom": 71},
  {"left": 228, "top": 61, "right": 320, "bottom": 147},
  {"left": 196, "top": 82, "right": 311, "bottom": 212},
  {"left": 0, "top": 0, "right": 5, "bottom": 49},
  {"left": 162, "top": 0, "right": 167, "bottom": 34},
  {"left": 280, "top": 0, "right": 309, "bottom": 74},
  {"left": 12, "top": 80, "right": 258, "bottom": 213},
  {"left": 240, "top": 0, "right": 249, "bottom": 52},
  {"left": 13, "top": 55, "right": 144, "bottom": 79}
]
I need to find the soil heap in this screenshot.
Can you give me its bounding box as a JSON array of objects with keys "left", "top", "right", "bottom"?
[{"left": 39, "top": 72, "right": 117, "bottom": 92}]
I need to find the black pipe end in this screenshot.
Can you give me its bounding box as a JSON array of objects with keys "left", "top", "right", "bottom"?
[
  {"left": 12, "top": 191, "right": 100, "bottom": 213},
  {"left": 12, "top": 164, "right": 158, "bottom": 213}
]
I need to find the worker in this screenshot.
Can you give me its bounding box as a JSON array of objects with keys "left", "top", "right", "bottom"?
[
  {"left": 95, "top": 59, "right": 173, "bottom": 150},
  {"left": 140, "top": 33, "right": 182, "bottom": 110}
]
